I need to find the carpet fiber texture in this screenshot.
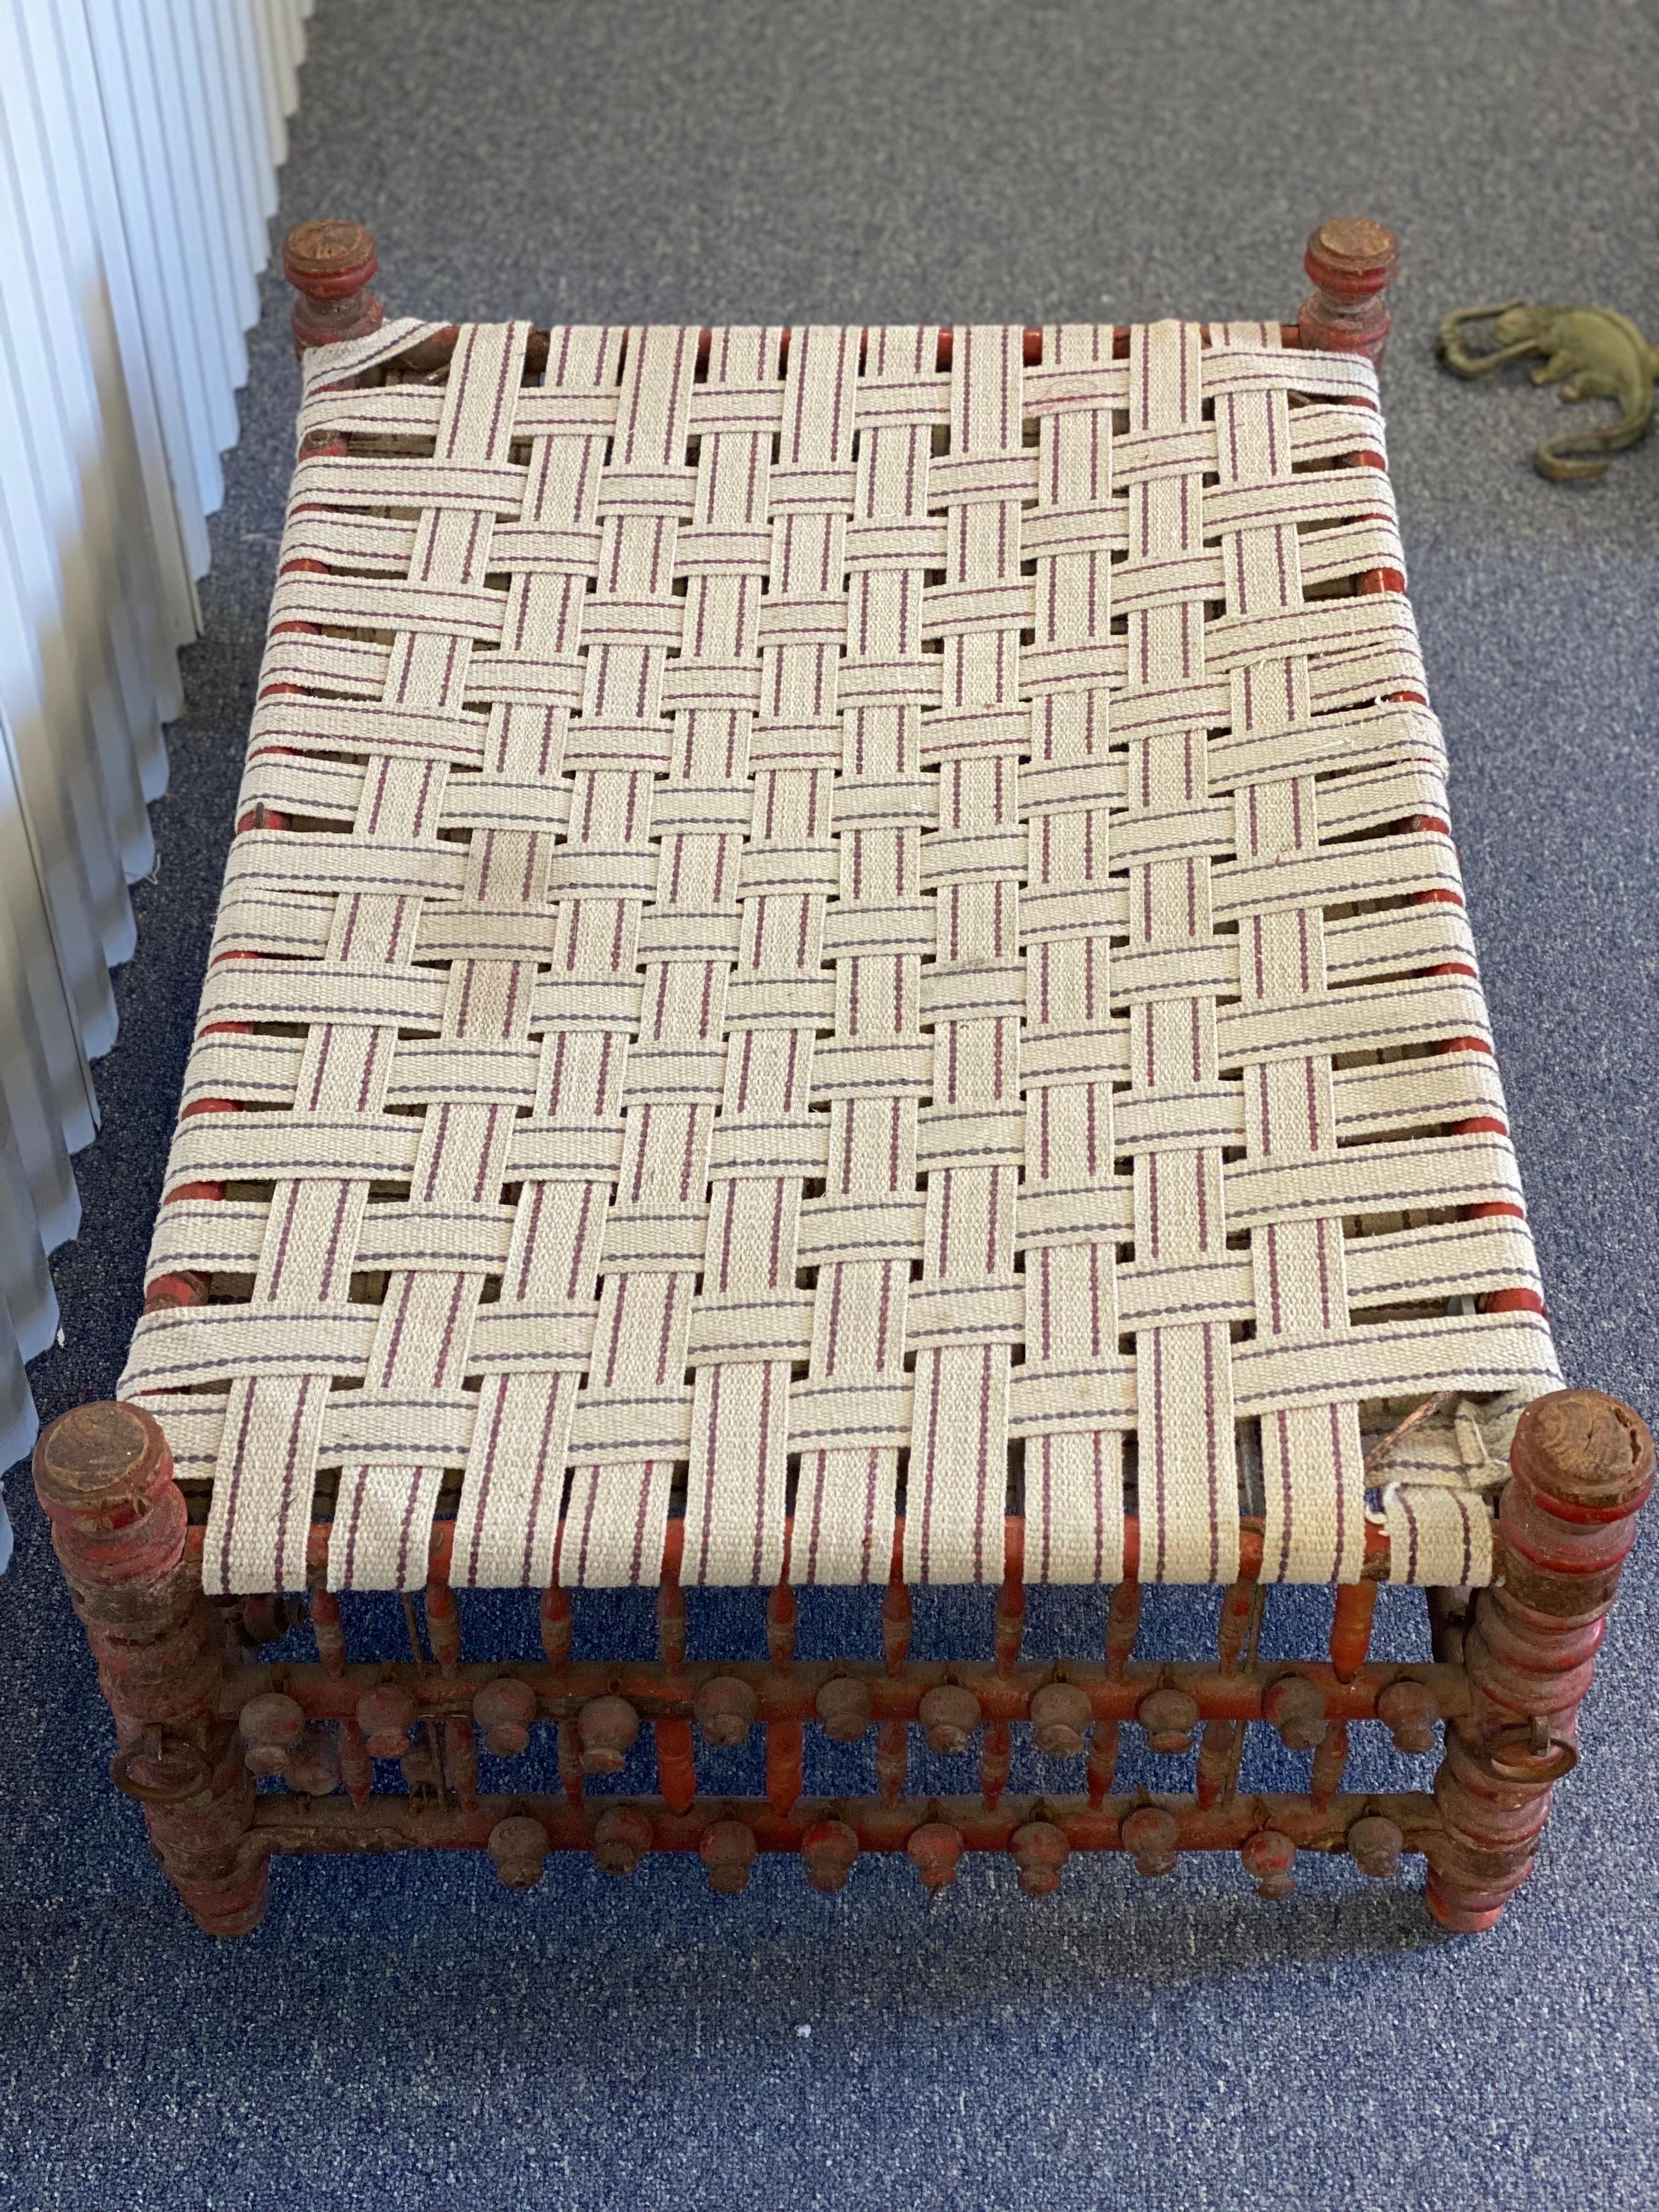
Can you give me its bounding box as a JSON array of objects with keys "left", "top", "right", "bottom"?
[{"left": 2, "top": 5, "right": 1655, "bottom": 2208}]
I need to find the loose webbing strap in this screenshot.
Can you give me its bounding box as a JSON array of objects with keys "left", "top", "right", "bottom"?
[{"left": 121, "top": 316, "right": 1557, "bottom": 1593}]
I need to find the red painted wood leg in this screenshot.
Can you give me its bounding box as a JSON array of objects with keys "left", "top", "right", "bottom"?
[
  {"left": 1427, "top": 1390, "right": 1654, "bottom": 1932},
  {"left": 1297, "top": 218, "right": 1400, "bottom": 365},
  {"left": 282, "top": 219, "right": 384, "bottom": 357},
  {"left": 34, "top": 1403, "right": 264, "bottom": 1935}
]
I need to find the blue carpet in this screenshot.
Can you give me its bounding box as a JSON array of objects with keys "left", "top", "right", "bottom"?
[{"left": 3, "top": 4, "right": 1656, "bottom": 2207}]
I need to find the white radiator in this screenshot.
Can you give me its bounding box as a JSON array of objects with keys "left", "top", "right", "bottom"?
[{"left": 0, "top": 0, "right": 312, "bottom": 1513}]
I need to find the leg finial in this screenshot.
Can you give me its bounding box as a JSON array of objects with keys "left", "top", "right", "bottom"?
[
  {"left": 1299, "top": 218, "right": 1400, "bottom": 366},
  {"left": 282, "top": 219, "right": 384, "bottom": 357}
]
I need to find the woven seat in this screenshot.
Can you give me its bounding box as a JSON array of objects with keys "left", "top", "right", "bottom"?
[{"left": 120, "top": 308, "right": 1557, "bottom": 1599}]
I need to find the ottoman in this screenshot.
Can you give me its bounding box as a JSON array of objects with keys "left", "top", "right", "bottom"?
[{"left": 36, "top": 217, "right": 1651, "bottom": 1934}]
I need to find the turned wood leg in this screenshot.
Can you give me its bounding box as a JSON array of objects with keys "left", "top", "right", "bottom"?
[
  {"left": 281, "top": 218, "right": 383, "bottom": 356},
  {"left": 1427, "top": 1390, "right": 1654, "bottom": 1933},
  {"left": 1299, "top": 217, "right": 1400, "bottom": 365},
  {"left": 33, "top": 1403, "right": 266, "bottom": 1936}
]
